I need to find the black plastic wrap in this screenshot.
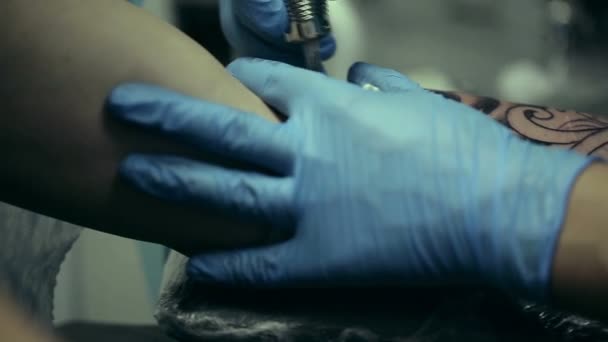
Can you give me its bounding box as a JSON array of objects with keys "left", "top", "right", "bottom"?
[
  {"left": 157, "top": 253, "right": 596, "bottom": 342},
  {"left": 520, "top": 302, "right": 608, "bottom": 341},
  {"left": 0, "top": 203, "right": 81, "bottom": 324}
]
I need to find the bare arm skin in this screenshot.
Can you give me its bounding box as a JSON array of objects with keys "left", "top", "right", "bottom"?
[
  {"left": 0, "top": 0, "right": 278, "bottom": 254},
  {"left": 552, "top": 164, "right": 608, "bottom": 321}
]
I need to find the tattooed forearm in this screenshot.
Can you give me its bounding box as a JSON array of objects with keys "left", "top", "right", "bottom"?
[{"left": 432, "top": 90, "right": 608, "bottom": 159}]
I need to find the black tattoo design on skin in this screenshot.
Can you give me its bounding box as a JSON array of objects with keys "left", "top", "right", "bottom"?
[
  {"left": 431, "top": 90, "right": 608, "bottom": 159},
  {"left": 431, "top": 90, "right": 462, "bottom": 103},
  {"left": 506, "top": 105, "right": 608, "bottom": 158},
  {"left": 431, "top": 90, "right": 500, "bottom": 115},
  {"left": 471, "top": 97, "right": 500, "bottom": 115}
]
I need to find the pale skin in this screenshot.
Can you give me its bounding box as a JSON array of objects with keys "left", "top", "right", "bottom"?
[{"left": 0, "top": 1, "right": 608, "bottom": 340}]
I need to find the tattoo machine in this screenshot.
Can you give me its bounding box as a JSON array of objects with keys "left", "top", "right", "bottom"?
[{"left": 283, "top": 0, "right": 333, "bottom": 72}]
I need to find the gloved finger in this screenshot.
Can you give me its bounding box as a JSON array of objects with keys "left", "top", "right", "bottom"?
[
  {"left": 120, "top": 154, "right": 293, "bottom": 224},
  {"left": 318, "top": 35, "right": 338, "bottom": 61},
  {"left": 108, "top": 83, "right": 294, "bottom": 174},
  {"left": 231, "top": 0, "right": 288, "bottom": 43},
  {"left": 220, "top": 0, "right": 301, "bottom": 65},
  {"left": 347, "top": 62, "right": 422, "bottom": 93},
  {"left": 227, "top": 58, "right": 360, "bottom": 115},
  {"left": 227, "top": 0, "right": 337, "bottom": 60},
  {"left": 187, "top": 242, "right": 294, "bottom": 287}
]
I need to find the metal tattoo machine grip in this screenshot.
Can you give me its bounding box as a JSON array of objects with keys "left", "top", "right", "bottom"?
[{"left": 284, "top": 0, "right": 332, "bottom": 71}]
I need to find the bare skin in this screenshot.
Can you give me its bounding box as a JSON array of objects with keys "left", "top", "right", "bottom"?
[
  {"left": 0, "top": 2, "right": 280, "bottom": 339},
  {"left": 0, "top": 0, "right": 278, "bottom": 255},
  {"left": 552, "top": 163, "right": 608, "bottom": 321}
]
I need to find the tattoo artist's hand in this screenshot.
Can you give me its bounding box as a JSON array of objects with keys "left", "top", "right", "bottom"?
[
  {"left": 108, "top": 58, "right": 594, "bottom": 301},
  {"left": 219, "top": 0, "right": 336, "bottom": 66}
]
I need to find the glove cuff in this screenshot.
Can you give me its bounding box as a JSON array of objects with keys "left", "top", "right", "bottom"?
[{"left": 485, "top": 145, "right": 596, "bottom": 301}]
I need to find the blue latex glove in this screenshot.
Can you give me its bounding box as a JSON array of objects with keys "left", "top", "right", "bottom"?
[
  {"left": 220, "top": 0, "right": 336, "bottom": 67},
  {"left": 108, "top": 59, "right": 594, "bottom": 301},
  {"left": 127, "top": 0, "right": 144, "bottom": 6}
]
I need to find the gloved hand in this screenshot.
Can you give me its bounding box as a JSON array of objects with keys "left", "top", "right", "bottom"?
[
  {"left": 108, "top": 58, "right": 594, "bottom": 301},
  {"left": 220, "top": 0, "right": 336, "bottom": 67}
]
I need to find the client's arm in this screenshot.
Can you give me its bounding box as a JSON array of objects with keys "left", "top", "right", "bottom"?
[
  {"left": 0, "top": 0, "right": 277, "bottom": 254},
  {"left": 552, "top": 163, "right": 608, "bottom": 321}
]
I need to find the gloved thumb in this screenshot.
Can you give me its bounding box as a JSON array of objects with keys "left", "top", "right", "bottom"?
[
  {"left": 347, "top": 62, "right": 422, "bottom": 93},
  {"left": 225, "top": 0, "right": 337, "bottom": 61},
  {"left": 230, "top": 0, "right": 289, "bottom": 41},
  {"left": 186, "top": 244, "right": 292, "bottom": 287}
]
